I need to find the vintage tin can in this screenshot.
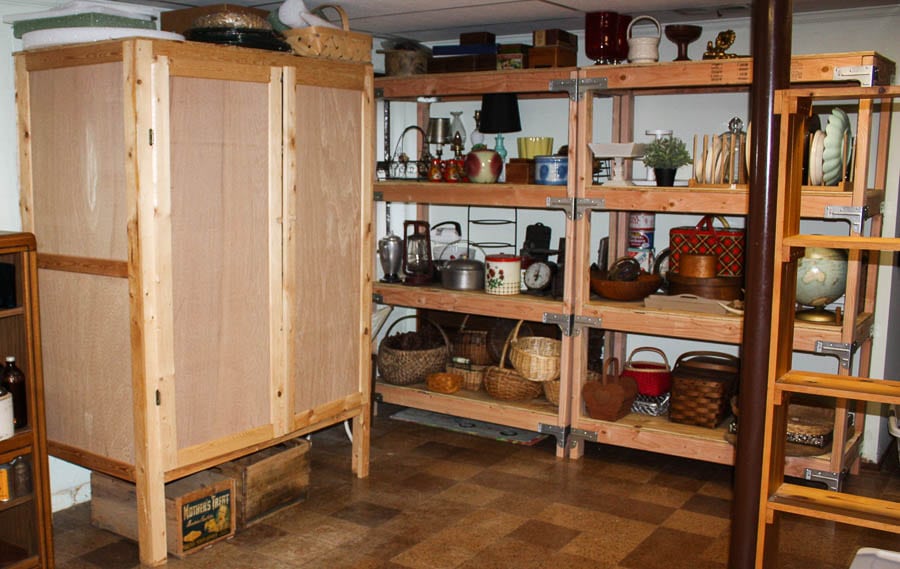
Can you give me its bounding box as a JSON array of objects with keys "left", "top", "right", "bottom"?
[
  {"left": 628, "top": 212, "right": 655, "bottom": 249},
  {"left": 0, "top": 463, "right": 11, "bottom": 502},
  {"left": 485, "top": 254, "right": 521, "bottom": 295}
]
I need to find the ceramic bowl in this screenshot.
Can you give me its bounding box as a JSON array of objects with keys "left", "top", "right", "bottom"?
[{"left": 534, "top": 155, "right": 568, "bottom": 185}]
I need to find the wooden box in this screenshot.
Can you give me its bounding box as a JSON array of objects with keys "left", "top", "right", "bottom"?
[
  {"left": 91, "top": 471, "right": 235, "bottom": 558},
  {"left": 213, "top": 439, "right": 310, "bottom": 529},
  {"left": 527, "top": 46, "right": 577, "bottom": 69},
  {"left": 460, "top": 31, "right": 495, "bottom": 45},
  {"left": 506, "top": 159, "right": 535, "bottom": 183},
  {"left": 532, "top": 29, "right": 577, "bottom": 50},
  {"left": 429, "top": 54, "right": 497, "bottom": 73}
]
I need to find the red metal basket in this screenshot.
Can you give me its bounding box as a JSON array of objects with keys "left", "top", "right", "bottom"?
[{"left": 621, "top": 347, "right": 672, "bottom": 396}]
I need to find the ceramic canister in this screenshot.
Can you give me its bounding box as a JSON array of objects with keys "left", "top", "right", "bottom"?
[
  {"left": 534, "top": 155, "right": 568, "bottom": 185},
  {"left": 485, "top": 254, "right": 521, "bottom": 295}
]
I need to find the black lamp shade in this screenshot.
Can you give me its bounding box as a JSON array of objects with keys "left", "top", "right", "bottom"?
[{"left": 479, "top": 93, "right": 521, "bottom": 134}]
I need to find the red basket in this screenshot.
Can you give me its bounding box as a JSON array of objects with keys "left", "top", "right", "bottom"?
[{"left": 621, "top": 347, "right": 672, "bottom": 396}]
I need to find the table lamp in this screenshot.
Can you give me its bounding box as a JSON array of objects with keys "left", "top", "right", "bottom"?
[{"left": 479, "top": 93, "right": 522, "bottom": 173}]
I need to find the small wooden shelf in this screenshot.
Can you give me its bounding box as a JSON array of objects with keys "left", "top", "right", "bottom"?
[
  {"left": 376, "top": 181, "right": 568, "bottom": 208},
  {"left": 374, "top": 283, "right": 563, "bottom": 322},
  {"left": 0, "top": 495, "right": 33, "bottom": 514}
]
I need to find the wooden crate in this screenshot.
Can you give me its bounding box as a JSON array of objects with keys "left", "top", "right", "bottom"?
[
  {"left": 213, "top": 438, "right": 310, "bottom": 529},
  {"left": 527, "top": 46, "right": 577, "bottom": 69},
  {"left": 90, "top": 471, "right": 235, "bottom": 559}
]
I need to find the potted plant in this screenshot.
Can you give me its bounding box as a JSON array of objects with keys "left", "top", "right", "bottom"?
[{"left": 642, "top": 137, "right": 692, "bottom": 186}]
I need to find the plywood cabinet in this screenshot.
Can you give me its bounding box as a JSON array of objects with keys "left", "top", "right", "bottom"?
[{"left": 16, "top": 39, "right": 373, "bottom": 565}]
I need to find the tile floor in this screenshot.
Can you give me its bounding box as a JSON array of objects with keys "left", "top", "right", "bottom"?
[{"left": 53, "top": 405, "right": 899, "bottom": 569}]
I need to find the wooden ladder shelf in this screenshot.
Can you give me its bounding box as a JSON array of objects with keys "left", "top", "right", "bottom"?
[{"left": 758, "top": 85, "right": 900, "bottom": 565}]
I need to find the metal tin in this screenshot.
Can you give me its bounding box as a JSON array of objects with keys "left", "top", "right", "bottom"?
[
  {"left": 534, "top": 155, "right": 568, "bottom": 185},
  {"left": 628, "top": 212, "right": 655, "bottom": 249},
  {"left": 485, "top": 254, "right": 521, "bottom": 295},
  {"left": 0, "top": 464, "right": 10, "bottom": 502},
  {"left": 441, "top": 258, "right": 485, "bottom": 290}
]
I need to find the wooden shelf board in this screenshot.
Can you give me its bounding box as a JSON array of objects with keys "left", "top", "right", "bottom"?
[
  {"left": 784, "top": 234, "right": 900, "bottom": 252},
  {"left": 375, "top": 181, "right": 568, "bottom": 208},
  {"left": 375, "top": 67, "right": 575, "bottom": 99},
  {"left": 777, "top": 371, "right": 900, "bottom": 404},
  {"left": 374, "top": 283, "right": 564, "bottom": 321},
  {"left": 768, "top": 482, "right": 900, "bottom": 533},
  {"left": 375, "top": 381, "right": 562, "bottom": 434},
  {"left": 571, "top": 413, "right": 735, "bottom": 465},
  {"left": 580, "top": 52, "right": 893, "bottom": 91}
]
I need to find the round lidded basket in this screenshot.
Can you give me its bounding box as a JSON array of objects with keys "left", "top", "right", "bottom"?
[
  {"left": 377, "top": 315, "right": 450, "bottom": 386},
  {"left": 621, "top": 346, "right": 672, "bottom": 396},
  {"left": 508, "top": 320, "right": 562, "bottom": 382}
]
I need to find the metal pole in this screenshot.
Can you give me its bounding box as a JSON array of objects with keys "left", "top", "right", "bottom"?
[{"left": 730, "top": 1, "right": 791, "bottom": 568}]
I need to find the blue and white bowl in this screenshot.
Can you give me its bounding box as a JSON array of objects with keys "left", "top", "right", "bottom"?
[{"left": 534, "top": 155, "right": 568, "bottom": 185}]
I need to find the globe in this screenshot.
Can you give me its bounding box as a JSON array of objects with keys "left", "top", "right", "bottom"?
[{"left": 795, "top": 246, "right": 848, "bottom": 323}]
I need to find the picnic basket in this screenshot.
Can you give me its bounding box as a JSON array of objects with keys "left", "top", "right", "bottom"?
[{"left": 283, "top": 5, "right": 372, "bottom": 63}]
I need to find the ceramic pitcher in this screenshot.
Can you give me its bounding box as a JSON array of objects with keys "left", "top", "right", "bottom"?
[{"left": 627, "top": 15, "right": 661, "bottom": 63}]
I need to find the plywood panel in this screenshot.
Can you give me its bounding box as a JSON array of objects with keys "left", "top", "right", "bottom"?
[
  {"left": 168, "top": 77, "right": 272, "bottom": 451},
  {"left": 291, "top": 84, "right": 365, "bottom": 413},
  {"left": 38, "top": 269, "right": 134, "bottom": 465},
  {"left": 28, "top": 63, "right": 128, "bottom": 261}
]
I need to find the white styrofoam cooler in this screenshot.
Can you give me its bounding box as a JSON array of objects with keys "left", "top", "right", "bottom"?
[{"left": 850, "top": 548, "right": 900, "bottom": 569}]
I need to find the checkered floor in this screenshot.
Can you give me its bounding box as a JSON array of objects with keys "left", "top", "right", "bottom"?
[{"left": 53, "top": 404, "right": 899, "bottom": 568}]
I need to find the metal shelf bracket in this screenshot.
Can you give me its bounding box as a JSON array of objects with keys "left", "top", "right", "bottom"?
[
  {"left": 549, "top": 77, "right": 608, "bottom": 101},
  {"left": 568, "top": 428, "right": 599, "bottom": 446},
  {"left": 824, "top": 205, "right": 868, "bottom": 233},
  {"left": 538, "top": 423, "right": 569, "bottom": 448},
  {"left": 543, "top": 312, "right": 573, "bottom": 336},
  {"left": 546, "top": 197, "right": 576, "bottom": 219},
  {"left": 833, "top": 65, "right": 876, "bottom": 87},
  {"left": 572, "top": 315, "right": 602, "bottom": 337},
  {"left": 803, "top": 468, "right": 844, "bottom": 491},
  {"left": 814, "top": 340, "right": 856, "bottom": 369}
]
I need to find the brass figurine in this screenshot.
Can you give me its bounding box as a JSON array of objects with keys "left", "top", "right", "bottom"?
[{"left": 702, "top": 30, "right": 742, "bottom": 60}]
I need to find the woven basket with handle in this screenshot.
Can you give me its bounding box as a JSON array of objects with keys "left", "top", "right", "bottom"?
[
  {"left": 509, "top": 320, "right": 561, "bottom": 382},
  {"left": 377, "top": 315, "right": 449, "bottom": 386},
  {"left": 451, "top": 315, "right": 492, "bottom": 365},
  {"left": 483, "top": 326, "right": 542, "bottom": 401},
  {"left": 446, "top": 359, "right": 487, "bottom": 391},
  {"left": 283, "top": 5, "right": 372, "bottom": 63}
]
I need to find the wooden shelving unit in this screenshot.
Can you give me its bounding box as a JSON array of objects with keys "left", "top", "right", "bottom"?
[
  {"left": 374, "top": 52, "right": 895, "bottom": 476},
  {"left": 0, "top": 232, "right": 53, "bottom": 569},
  {"left": 756, "top": 85, "right": 900, "bottom": 566}
]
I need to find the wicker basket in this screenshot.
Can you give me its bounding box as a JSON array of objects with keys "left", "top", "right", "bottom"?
[
  {"left": 509, "top": 320, "right": 562, "bottom": 382},
  {"left": 377, "top": 315, "right": 450, "bottom": 386},
  {"left": 545, "top": 369, "right": 600, "bottom": 406},
  {"left": 451, "top": 315, "right": 492, "bottom": 365},
  {"left": 446, "top": 359, "right": 487, "bottom": 391},
  {"left": 483, "top": 328, "right": 542, "bottom": 401},
  {"left": 426, "top": 372, "right": 463, "bottom": 394},
  {"left": 669, "top": 351, "right": 739, "bottom": 428},
  {"left": 283, "top": 5, "right": 372, "bottom": 63},
  {"left": 621, "top": 347, "right": 672, "bottom": 396}
]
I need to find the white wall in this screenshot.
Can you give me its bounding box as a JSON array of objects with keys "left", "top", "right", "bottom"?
[{"left": 0, "top": 3, "right": 897, "bottom": 511}]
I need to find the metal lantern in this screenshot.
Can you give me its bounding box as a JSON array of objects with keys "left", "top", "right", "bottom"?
[{"left": 402, "top": 220, "right": 434, "bottom": 285}]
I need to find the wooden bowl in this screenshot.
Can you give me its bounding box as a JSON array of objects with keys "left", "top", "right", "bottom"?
[{"left": 590, "top": 268, "right": 662, "bottom": 301}]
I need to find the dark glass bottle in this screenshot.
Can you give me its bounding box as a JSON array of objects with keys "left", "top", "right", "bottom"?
[{"left": 1, "top": 356, "right": 27, "bottom": 428}]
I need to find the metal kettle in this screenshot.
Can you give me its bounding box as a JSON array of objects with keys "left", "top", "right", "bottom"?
[{"left": 378, "top": 233, "right": 403, "bottom": 282}]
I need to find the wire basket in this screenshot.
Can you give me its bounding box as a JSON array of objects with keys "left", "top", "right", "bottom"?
[
  {"left": 377, "top": 315, "right": 450, "bottom": 386},
  {"left": 508, "top": 320, "right": 562, "bottom": 382}
]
